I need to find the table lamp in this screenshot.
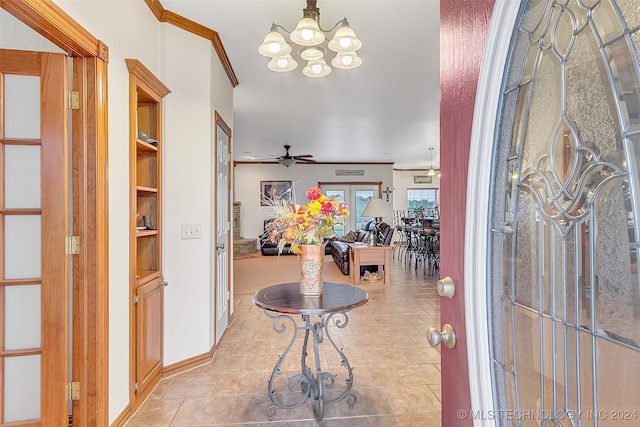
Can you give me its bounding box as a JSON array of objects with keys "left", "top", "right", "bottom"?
[{"left": 361, "top": 198, "right": 392, "bottom": 246}]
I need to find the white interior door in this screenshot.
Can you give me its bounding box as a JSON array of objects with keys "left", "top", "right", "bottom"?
[
  {"left": 468, "top": 1, "right": 640, "bottom": 424},
  {"left": 214, "top": 112, "right": 231, "bottom": 344},
  {"left": 1, "top": 49, "right": 69, "bottom": 426}
]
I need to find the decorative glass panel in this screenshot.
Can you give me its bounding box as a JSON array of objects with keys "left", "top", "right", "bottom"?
[
  {"left": 4, "top": 355, "right": 41, "bottom": 422},
  {"left": 4, "top": 145, "right": 41, "bottom": 209},
  {"left": 5, "top": 285, "right": 41, "bottom": 350},
  {"left": 490, "top": 0, "right": 640, "bottom": 424},
  {"left": 3, "top": 74, "right": 40, "bottom": 139},
  {"left": 5, "top": 215, "right": 41, "bottom": 279}
]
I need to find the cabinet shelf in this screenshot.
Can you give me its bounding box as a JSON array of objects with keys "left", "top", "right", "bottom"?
[
  {"left": 137, "top": 139, "right": 158, "bottom": 152},
  {"left": 136, "top": 185, "right": 158, "bottom": 194},
  {"left": 136, "top": 229, "right": 158, "bottom": 237}
]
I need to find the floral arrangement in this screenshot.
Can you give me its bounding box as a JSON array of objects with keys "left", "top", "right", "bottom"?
[{"left": 267, "top": 187, "right": 350, "bottom": 254}]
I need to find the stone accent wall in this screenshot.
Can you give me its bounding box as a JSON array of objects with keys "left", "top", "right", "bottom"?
[{"left": 233, "top": 201, "right": 257, "bottom": 255}]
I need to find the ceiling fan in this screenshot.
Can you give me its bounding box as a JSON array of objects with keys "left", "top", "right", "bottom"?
[{"left": 271, "top": 145, "right": 316, "bottom": 167}]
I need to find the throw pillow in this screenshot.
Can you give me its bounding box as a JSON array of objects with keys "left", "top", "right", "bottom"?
[{"left": 337, "top": 230, "right": 360, "bottom": 243}]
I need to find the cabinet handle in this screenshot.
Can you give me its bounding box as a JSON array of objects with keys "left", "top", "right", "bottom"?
[{"left": 163, "top": 281, "right": 168, "bottom": 287}]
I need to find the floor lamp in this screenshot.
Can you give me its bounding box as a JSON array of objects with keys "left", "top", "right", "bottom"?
[{"left": 361, "top": 198, "right": 392, "bottom": 246}]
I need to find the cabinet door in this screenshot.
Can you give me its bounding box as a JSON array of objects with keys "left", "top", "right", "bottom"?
[{"left": 135, "top": 277, "right": 163, "bottom": 396}]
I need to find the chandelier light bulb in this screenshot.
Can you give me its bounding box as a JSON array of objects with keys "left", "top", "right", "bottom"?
[
  {"left": 268, "top": 43, "right": 281, "bottom": 54},
  {"left": 301, "top": 29, "right": 314, "bottom": 41}
]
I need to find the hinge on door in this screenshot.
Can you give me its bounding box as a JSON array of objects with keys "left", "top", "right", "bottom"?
[
  {"left": 134, "top": 382, "right": 139, "bottom": 393},
  {"left": 66, "top": 236, "right": 80, "bottom": 255},
  {"left": 68, "top": 90, "right": 80, "bottom": 110},
  {"left": 66, "top": 382, "right": 80, "bottom": 401},
  {"left": 134, "top": 294, "right": 138, "bottom": 304}
]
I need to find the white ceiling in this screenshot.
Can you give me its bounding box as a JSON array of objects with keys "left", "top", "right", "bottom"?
[{"left": 163, "top": 0, "right": 441, "bottom": 170}]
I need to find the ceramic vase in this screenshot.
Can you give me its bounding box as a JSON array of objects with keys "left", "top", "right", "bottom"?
[{"left": 298, "top": 244, "right": 324, "bottom": 295}]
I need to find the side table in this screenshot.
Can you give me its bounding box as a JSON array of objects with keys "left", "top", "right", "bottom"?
[
  {"left": 253, "top": 282, "right": 368, "bottom": 421},
  {"left": 348, "top": 244, "right": 393, "bottom": 285}
]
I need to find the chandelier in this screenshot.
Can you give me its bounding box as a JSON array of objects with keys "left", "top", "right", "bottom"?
[
  {"left": 427, "top": 147, "right": 438, "bottom": 177},
  {"left": 258, "top": 0, "right": 362, "bottom": 78}
]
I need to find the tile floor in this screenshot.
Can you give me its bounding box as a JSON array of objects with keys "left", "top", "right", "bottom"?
[{"left": 125, "top": 252, "right": 442, "bottom": 426}]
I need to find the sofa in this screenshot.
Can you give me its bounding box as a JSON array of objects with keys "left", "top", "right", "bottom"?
[
  {"left": 328, "top": 220, "right": 394, "bottom": 275},
  {"left": 259, "top": 219, "right": 332, "bottom": 256}
]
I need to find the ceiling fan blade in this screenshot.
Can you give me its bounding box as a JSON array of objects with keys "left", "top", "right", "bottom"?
[
  {"left": 296, "top": 158, "right": 317, "bottom": 163},
  {"left": 293, "top": 154, "right": 314, "bottom": 158}
]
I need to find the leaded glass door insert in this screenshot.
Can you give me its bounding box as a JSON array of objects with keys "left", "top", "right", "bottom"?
[{"left": 489, "top": 1, "right": 640, "bottom": 425}]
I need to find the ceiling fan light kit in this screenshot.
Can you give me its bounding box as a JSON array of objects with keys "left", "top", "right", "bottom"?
[
  {"left": 264, "top": 145, "right": 317, "bottom": 167},
  {"left": 258, "top": 0, "right": 362, "bottom": 78}
]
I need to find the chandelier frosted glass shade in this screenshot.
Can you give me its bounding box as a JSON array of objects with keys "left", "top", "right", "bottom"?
[
  {"left": 332, "top": 52, "right": 362, "bottom": 69},
  {"left": 303, "top": 59, "right": 331, "bottom": 78},
  {"left": 327, "top": 26, "right": 362, "bottom": 53},
  {"left": 258, "top": 1, "right": 362, "bottom": 78},
  {"left": 290, "top": 18, "right": 325, "bottom": 46},
  {"left": 258, "top": 29, "right": 291, "bottom": 57},
  {"left": 268, "top": 54, "right": 298, "bottom": 72}
]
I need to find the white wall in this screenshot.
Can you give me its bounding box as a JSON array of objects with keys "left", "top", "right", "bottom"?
[
  {"left": 234, "top": 163, "right": 394, "bottom": 240},
  {"left": 9, "top": 1, "right": 235, "bottom": 423},
  {"left": 392, "top": 169, "right": 441, "bottom": 213}
]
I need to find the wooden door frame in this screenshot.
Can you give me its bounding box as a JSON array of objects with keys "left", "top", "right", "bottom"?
[{"left": 0, "top": 1, "right": 110, "bottom": 425}]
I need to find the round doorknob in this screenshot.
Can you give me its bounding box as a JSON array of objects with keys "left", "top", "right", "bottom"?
[
  {"left": 426, "top": 324, "right": 456, "bottom": 349},
  {"left": 437, "top": 277, "right": 455, "bottom": 299}
]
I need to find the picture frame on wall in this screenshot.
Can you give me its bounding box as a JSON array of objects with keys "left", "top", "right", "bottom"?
[{"left": 260, "top": 180, "right": 292, "bottom": 206}]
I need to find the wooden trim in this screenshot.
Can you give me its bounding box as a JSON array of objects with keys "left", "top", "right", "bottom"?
[
  {"left": 234, "top": 161, "right": 395, "bottom": 166},
  {"left": 143, "top": 0, "right": 238, "bottom": 87},
  {"left": 72, "top": 56, "right": 110, "bottom": 427},
  {"left": 161, "top": 346, "right": 215, "bottom": 378},
  {"left": 0, "top": 48, "right": 40, "bottom": 74},
  {"left": 318, "top": 181, "right": 383, "bottom": 187},
  {"left": 125, "top": 58, "right": 171, "bottom": 98},
  {"left": 0, "top": 3, "right": 111, "bottom": 426},
  {"left": 0, "top": 0, "right": 106, "bottom": 60},
  {"left": 40, "top": 51, "right": 69, "bottom": 427},
  {"left": 109, "top": 405, "right": 132, "bottom": 427}
]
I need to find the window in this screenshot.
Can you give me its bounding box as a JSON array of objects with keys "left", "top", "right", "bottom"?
[{"left": 407, "top": 188, "right": 438, "bottom": 217}]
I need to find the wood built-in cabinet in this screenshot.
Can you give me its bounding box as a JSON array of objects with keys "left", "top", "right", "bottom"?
[{"left": 126, "top": 59, "right": 171, "bottom": 411}]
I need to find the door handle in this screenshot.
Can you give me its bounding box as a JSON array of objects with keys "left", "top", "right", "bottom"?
[
  {"left": 426, "top": 324, "right": 456, "bottom": 349},
  {"left": 216, "top": 243, "right": 225, "bottom": 250}
]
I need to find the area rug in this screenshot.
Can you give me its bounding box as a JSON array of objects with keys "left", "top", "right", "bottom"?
[{"left": 233, "top": 254, "right": 348, "bottom": 295}]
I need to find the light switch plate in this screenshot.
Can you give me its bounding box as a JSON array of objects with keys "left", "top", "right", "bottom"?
[{"left": 181, "top": 224, "right": 202, "bottom": 239}]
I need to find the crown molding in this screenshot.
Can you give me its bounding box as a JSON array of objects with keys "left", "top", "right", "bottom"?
[{"left": 144, "top": 0, "right": 238, "bottom": 88}]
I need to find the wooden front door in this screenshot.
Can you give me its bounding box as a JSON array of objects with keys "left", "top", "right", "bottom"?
[{"left": 0, "top": 48, "right": 69, "bottom": 426}]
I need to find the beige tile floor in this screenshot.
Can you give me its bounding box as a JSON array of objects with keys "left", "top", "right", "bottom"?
[{"left": 126, "top": 251, "right": 442, "bottom": 426}]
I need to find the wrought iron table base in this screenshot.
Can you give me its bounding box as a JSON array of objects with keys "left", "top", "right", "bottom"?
[{"left": 263, "top": 310, "right": 357, "bottom": 421}]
